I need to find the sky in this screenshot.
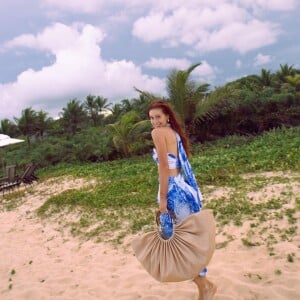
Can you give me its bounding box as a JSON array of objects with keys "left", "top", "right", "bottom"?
[{"left": 0, "top": 0, "right": 299, "bottom": 121}]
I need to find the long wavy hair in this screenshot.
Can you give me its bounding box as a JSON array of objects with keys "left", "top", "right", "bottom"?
[{"left": 147, "top": 100, "right": 191, "bottom": 157}]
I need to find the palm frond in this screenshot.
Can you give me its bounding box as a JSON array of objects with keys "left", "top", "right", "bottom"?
[{"left": 134, "top": 87, "right": 158, "bottom": 101}]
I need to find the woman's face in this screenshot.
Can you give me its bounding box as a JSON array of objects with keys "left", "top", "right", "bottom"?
[{"left": 149, "top": 108, "right": 169, "bottom": 128}]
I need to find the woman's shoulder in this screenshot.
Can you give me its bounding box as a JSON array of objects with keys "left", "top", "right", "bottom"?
[
  {"left": 151, "top": 127, "right": 177, "bottom": 145},
  {"left": 151, "top": 127, "right": 173, "bottom": 137}
]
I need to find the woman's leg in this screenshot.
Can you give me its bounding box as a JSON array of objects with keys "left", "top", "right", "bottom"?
[
  {"left": 168, "top": 175, "right": 217, "bottom": 299},
  {"left": 193, "top": 275, "right": 217, "bottom": 300},
  {"left": 199, "top": 267, "right": 207, "bottom": 277}
]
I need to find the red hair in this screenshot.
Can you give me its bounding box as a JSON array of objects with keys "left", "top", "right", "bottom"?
[{"left": 147, "top": 100, "right": 191, "bottom": 157}]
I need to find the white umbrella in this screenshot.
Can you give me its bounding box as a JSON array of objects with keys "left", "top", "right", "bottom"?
[
  {"left": 0, "top": 134, "right": 25, "bottom": 176},
  {"left": 0, "top": 134, "right": 25, "bottom": 147}
]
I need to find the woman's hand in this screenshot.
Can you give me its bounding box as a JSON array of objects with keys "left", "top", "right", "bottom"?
[{"left": 159, "top": 198, "right": 168, "bottom": 213}]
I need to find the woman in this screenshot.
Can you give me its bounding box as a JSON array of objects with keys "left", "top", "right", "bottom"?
[{"left": 148, "top": 100, "right": 217, "bottom": 300}]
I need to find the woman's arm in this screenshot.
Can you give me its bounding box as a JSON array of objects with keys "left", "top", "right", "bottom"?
[{"left": 151, "top": 128, "right": 169, "bottom": 212}]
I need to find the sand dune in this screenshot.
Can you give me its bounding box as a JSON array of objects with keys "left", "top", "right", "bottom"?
[{"left": 0, "top": 174, "right": 299, "bottom": 299}]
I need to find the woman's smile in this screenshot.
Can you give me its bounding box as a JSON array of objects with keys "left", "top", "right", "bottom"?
[{"left": 148, "top": 108, "right": 169, "bottom": 128}]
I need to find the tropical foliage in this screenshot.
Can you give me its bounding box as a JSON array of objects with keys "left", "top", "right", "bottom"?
[
  {"left": 84, "top": 95, "right": 111, "bottom": 126},
  {"left": 0, "top": 63, "right": 299, "bottom": 170},
  {"left": 194, "top": 64, "right": 300, "bottom": 141},
  {"left": 166, "top": 62, "right": 210, "bottom": 134},
  {"left": 106, "top": 111, "right": 152, "bottom": 157},
  {"left": 60, "top": 99, "right": 87, "bottom": 136}
]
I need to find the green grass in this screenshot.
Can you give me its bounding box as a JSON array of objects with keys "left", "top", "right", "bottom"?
[
  {"left": 2, "top": 126, "right": 299, "bottom": 244},
  {"left": 37, "top": 126, "right": 300, "bottom": 184},
  {"left": 0, "top": 190, "right": 26, "bottom": 211}
]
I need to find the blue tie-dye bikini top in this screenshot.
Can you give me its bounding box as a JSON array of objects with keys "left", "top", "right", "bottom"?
[{"left": 152, "top": 148, "right": 181, "bottom": 169}]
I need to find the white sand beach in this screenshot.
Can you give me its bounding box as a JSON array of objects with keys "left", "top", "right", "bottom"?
[{"left": 0, "top": 174, "right": 299, "bottom": 300}]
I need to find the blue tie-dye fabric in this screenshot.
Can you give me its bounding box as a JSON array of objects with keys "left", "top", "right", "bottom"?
[
  {"left": 153, "top": 132, "right": 203, "bottom": 236},
  {"left": 176, "top": 132, "right": 203, "bottom": 210},
  {"left": 153, "top": 131, "right": 207, "bottom": 276}
]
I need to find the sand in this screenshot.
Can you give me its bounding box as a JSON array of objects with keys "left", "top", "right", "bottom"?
[{"left": 0, "top": 174, "right": 299, "bottom": 300}]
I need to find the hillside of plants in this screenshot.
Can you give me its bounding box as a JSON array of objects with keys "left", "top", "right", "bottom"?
[
  {"left": 1, "top": 63, "right": 300, "bottom": 170},
  {"left": 19, "top": 125, "right": 300, "bottom": 243}
]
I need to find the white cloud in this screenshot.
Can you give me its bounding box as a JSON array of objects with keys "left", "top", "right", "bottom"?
[
  {"left": 3, "top": 23, "right": 104, "bottom": 54},
  {"left": 192, "top": 61, "right": 219, "bottom": 82},
  {"left": 254, "top": 53, "right": 273, "bottom": 66},
  {"left": 143, "top": 58, "right": 218, "bottom": 82},
  {"left": 132, "top": 3, "right": 282, "bottom": 54},
  {"left": 43, "top": 0, "right": 297, "bottom": 14},
  {"left": 132, "top": 13, "right": 176, "bottom": 43},
  {"left": 42, "top": 0, "right": 106, "bottom": 13},
  {"left": 40, "top": 1, "right": 293, "bottom": 55},
  {"left": 0, "top": 23, "right": 164, "bottom": 119},
  {"left": 196, "top": 20, "right": 280, "bottom": 54},
  {"left": 132, "top": 4, "right": 247, "bottom": 45},
  {"left": 1, "top": 1, "right": 298, "bottom": 120},
  {"left": 41, "top": 0, "right": 153, "bottom": 14},
  {"left": 242, "top": 0, "right": 297, "bottom": 11},
  {"left": 144, "top": 58, "right": 191, "bottom": 70}
]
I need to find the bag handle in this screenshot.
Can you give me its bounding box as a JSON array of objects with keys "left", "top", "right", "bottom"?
[{"left": 156, "top": 210, "right": 177, "bottom": 226}]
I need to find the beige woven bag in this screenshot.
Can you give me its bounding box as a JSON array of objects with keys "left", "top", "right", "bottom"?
[{"left": 131, "top": 209, "right": 216, "bottom": 282}]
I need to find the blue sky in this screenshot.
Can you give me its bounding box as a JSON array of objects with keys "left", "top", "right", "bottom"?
[{"left": 0, "top": 0, "right": 299, "bottom": 120}]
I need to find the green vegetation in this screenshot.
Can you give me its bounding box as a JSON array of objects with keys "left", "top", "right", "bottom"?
[
  {"left": 287, "top": 253, "right": 295, "bottom": 263},
  {"left": 0, "top": 190, "right": 26, "bottom": 211},
  {"left": 1, "top": 63, "right": 299, "bottom": 172},
  {"left": 0, "top": 126, "right": 299, "bottom": 246},
  {"left": 1, "top": 63, "right": 299, "bottom": 246},
  {"left": 19, "top": 127, "right": 293, "bottom": 244}
]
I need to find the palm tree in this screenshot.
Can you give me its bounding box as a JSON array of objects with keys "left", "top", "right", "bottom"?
[
  {"left": 167, "top": 62, "right": 210, "bottom": 131},
  {"left": 133, "top": 87, "right": 164, "bottom": 118},
  {"left": 14, "top": 107, "right": 37, "bottom": 145},
  {"left": 109, "top": 103, "right": 123, "bottom": 123},
  {"left": 259, "top": 68, "right": 273, "bottom": 87},
  {"left": 131, "top": 94, "right": 152, "bottom": 119},
  {"left": 0, "top": 119, "right": 18, "bottom": 136},
  {"left": 35, "top": 110, "right": 52, "bottom": 141},
  {"left": 286, "top": 74, "right": 300, "bottom": 91},
  {"left": 276, "top": 64, "right": 298, "bottom": 83},
  {"left": 95, "top": 96, "right": 111, "bottom": 125},
  {"left": 120, "top": 99, "right": 133, "bottom": 113},
  {"left": 95, "top": 96, "right": 111, "bottom": 112},
  {"left": 60, "top": 99, "right": 87, "bottom": 135},
  {"left": 84, "top": 95, "right": 112, "bottom": 126},
  {"left": 106, "top": 111, "right": 151, "bottom": 157},
  {"left": 84, "top": 95, "right": 99, "bottom": 126}
]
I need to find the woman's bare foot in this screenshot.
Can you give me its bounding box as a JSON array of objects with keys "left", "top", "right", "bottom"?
[{"left": 193, "top": 276, "right": 217, "bottom": 300}]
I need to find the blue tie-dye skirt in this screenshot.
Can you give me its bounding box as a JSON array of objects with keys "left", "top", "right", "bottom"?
[{"left": 157, "top": 173, "right": 207, "bottom": 276}]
